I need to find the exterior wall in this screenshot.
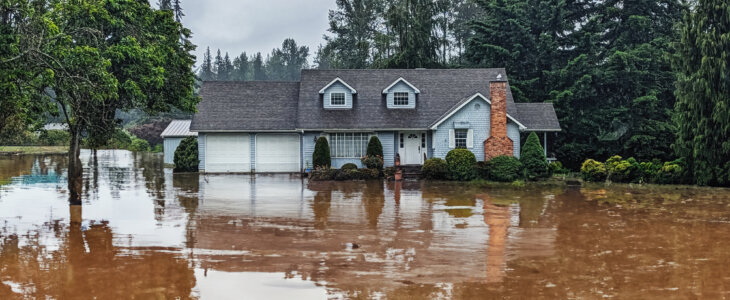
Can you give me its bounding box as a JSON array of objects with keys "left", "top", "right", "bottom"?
[
  {"left": 433, "top": 97, "right": 491, "bottom": 161},
  {"left": 250, "top": 133, "right": 257, "bottom": 172},
  {"left": 323, "top": 82, "right": 353, "bottom": 109},
  {"left": 507, "top": 122, "right": 521, "bottom": 158},
  {"left": 377, "top": 131, "right": 396, "bottom": 167},
  {"left": 386, "top": 81, "right": 417, "bottom": 109},
  {"left": 163, "top": 137, "right": 184, "bottom": 164},
  {"left": 198, "top": 133, "right": 206, "bottom": 171},
  {"left": 302, "top": 132, "right": 320, "bottom": 170}
]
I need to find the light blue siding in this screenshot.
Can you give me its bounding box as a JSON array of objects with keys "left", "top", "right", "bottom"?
[
  {"left": 433, "top": 98, "right": 491, "bottom": 161},
  {"left": 377, "top": 131, "right": 395, "bottom": 167},
  {"left": 332, "top": 158, "right": 362, "bottom": 169},
  {"left": 302, "top": 132, "right": 320, "bottom": 170},
  {"left": 386, "top": 81, "right": 417, "bottom": 109},
  {"left": 197, "top": 133, "right": 206, "bottom": 171},
  {"left": 250, "top": 133, "right": 256, "bottom": 172},
  {"left": 323, "top": 82, "right": 353, "bottom": 109},
  {"left": 163, "top": 137, "right": 184, "bottom": 164},
  {"left": 508, "top": 122, "right": 521, "bottom": 158}
]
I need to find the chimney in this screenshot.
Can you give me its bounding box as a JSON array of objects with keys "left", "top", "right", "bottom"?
[{"left": 484, "top": 80, "right": 513, "bottom": 161}]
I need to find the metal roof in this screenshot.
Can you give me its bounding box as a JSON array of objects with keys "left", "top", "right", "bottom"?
[{"left": 161, "top": 120, "right": 197, "bottom": 138}]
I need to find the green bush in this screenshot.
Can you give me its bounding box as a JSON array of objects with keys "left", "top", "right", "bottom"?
[
  {"left": 422, "top": 158, "right": 448, "bottom": 180},
  {"left": 656, "top": 159, "right": 685, "bottom": 184},
  {"left": 310, "top": 167, "right": 337, "bottom": 181},
  {"left": 486, "top": 156, "right": 522, "bottom": 182},
  {"left": 383, "top": 167, "right": 396, "bottom": 179},
  {"left": 511, "top": 180, "right": 526, "bottom": 188},
  {"left": 639, "top": 159, "right": 662, "bottom": 183},
  {"left": 173, "top": 137, "right": 199, "bottom": 173},
  {"left": 313, "top": 137, "right": 331, "bottom": 168},
  {"left": 520, "top": 132, "right": 549, "bottom": 180},
  {"left": 152, "top": 144, "right": 163, "bottom": 153},
  {"left": 445, "top": 149, "right": 477, "bottom": 181},
  {"left": 605, "top": 156, "right": 640, "bottom": 183},
  {"left": 581, "top": 159, "right": 606, "bottom": 182},
  {"left": 129, "top": 138, "right": 151, "bottom": 152},
  {"left": 358, "top": 168, "right": 380, "bottom": 179},
  {"left": 341, "top": 163, "right": 358, "bottom": 170},
  {"left": 107, "top": 129, "right": 133, "bottom": 149},
  {"left": 38, "top": 130, "right": 70, "bottom": 146},
  {"left": 335, "top": 168, "right": 359, "bottom": 180},
  {"left": 361, "top": 155, "right": 384, "bottom": 170},
  {"left": 366, "top": 136, "right": 383, "bottom": 157},
  {"left": 549, "top": 161, "right": 569, "bottom": 174},
  {"left": 474, "top": 161, "right": 490, "bottom": 179}
]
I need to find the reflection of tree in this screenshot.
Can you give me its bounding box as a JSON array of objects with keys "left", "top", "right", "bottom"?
[
  {"left": 312, "top": 190, "right": 331, "bottom": 230},
  {"left": 174, "top": 173, "right": 200, "bottom": 249},
  {"left": 362, "top": 181, "right": 385, "bottom": 229}
]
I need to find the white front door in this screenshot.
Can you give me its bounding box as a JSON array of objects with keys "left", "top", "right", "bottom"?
[{"left": 401, "top": 132, "right": 424, "bottom": 165}]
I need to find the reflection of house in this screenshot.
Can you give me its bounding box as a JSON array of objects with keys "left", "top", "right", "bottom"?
[
  {"left": 160, "top": 120, "right": 197, "bottom": 164},
  {"left": 191, "top": 69, "right": 561, "bottom": 173}
]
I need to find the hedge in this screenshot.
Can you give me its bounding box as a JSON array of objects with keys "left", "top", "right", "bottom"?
[
  {"left": 422, "top": 157, "right": 448, "bottom": 180},
  {"left": 486, "top": 155, "right": 522, "bottom": 182}
]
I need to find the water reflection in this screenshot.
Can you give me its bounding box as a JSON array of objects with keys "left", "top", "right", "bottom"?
[{"left": 1, "top": 151, "right": 730, "bottom": 298}]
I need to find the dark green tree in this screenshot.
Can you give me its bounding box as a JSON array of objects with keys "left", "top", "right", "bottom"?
[
  {"left": 324, "top": 0, "right": 378, "bottom": 69},
  {"left": 366, "top": 136, "right": 383, "bottom": 157},
  {"left": 520, "top": 132, "right": 548, "bottom": 180},
  {"left": 174, "top": 137, "right": 199, "bottom": 172},
  {"left": 672, "top": 0, "right": 730, "bottom": 186},
  {"left": 199, "top": 47, "right": 215, "bottom": 81},
  {"left": 213, "top": 49, "right": 224, "bottom": 80},
  {"left": 384, "top": 0, "right": 439, "bottom": 68},
  {"left": 313, "top": 136, "right": 331, "bottom": 168},
  {"left": 231, "top": 52, "right": 249, "bottom": 81},
  {"left": 252, "top": 52, "right": 266, "bottom": 80}
]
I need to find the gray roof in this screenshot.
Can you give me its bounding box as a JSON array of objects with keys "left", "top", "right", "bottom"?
[
  {"left": 514, "top": 103, "right": 561, "bottom": 131},
  {"left": 297, "top": 68, "right": 516, "bottom": 129},
  {"left": 161, "top": 120, "right": 197, "bottom": 138},
  {"left": 191, "top": 81, "right": 300, "bottom": 131}
]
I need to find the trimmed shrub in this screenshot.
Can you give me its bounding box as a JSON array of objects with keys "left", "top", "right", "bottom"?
[
  {"left": 422, "top": 158, "right": 448, "bottom": 180},
  {"left": 129, "top": 138, "right": 151, "bottom": 152},
  {"left": 445, "top": 149, "right": 477, "bottom": 181},
  {"left": 605, "top": 156, "right": 641, "bottom": 183},
  {"left": 310, "top": 167, "right": 337, "bottom": 181},
  {"left": 581, "top": 159, "right": 606, "bottom": 182},
  {"left": 639, "top": 159, "right": 662, "bottom": 183},
  {"left": 38, "top": 130, "right": 70, "bottom": 146},
  {"left": 656, "top": 159, "right": 685, "bottom": 184},
  {"left": 358, "top": 168, "right": 380, "bottom": 179},
  {"left": 520, "top": 132, "right": 549, "bottom": 180},
  {"left": 383, "top": 167, "right": 396, "bottom": 179},
  {"left": 341, "top": 163, "right": 358, "bottom": 170},
  {"left": 366, "top": 136, "right": 383, "bottom": 157},
  {"left": 173, "top": 137, "right": 199, "bottom": 173},
  {"left": 486, "top": 156, "right": 522, "bottom": 182},
  {"left": 335, "top": 168, "right": 359, "bottom": 180},
  {"left": 361, "top": 155, "right": 384, "bottom": 170},
  {"left": 474, "top": 161, "right": 490, "bottom": 179},
  {"left": 313, "top": 137, "right": 331, "bottom": 168}
]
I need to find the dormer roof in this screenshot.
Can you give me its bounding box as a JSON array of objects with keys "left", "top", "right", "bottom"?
[
  {"left": 382, "top": 77, "right": 420, "bottom": 94},
  {"left": 318, "top": 77, "right": 357, "bottom": 94}
]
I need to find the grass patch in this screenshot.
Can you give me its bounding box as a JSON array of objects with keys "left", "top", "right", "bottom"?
[{"left": 0, "top": 146, "right": 68, "bottom": 155}]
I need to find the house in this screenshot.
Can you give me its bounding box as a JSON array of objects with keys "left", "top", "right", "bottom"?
[
  {"left": 160, "top": 120, "right": 197, "bottom": 164},
  {"left": 190, "top": 69, "right": 560, "bottom": 173}
]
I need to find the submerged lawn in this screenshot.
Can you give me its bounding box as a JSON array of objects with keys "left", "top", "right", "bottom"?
[{"left": 0, "top": 146, "right": 68, "bottom": 155}]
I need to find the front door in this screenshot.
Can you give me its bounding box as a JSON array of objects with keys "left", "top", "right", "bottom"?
[{"left": 401, "top": 132, "right": 424, "bottom": 165}]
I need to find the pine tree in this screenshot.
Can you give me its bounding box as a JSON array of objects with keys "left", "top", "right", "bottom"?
[
  {"left": 199, "top": 47, "right": 215, "bottom": 81},
  {"left": 252, "top": 52, "right": 266, "bottom": 81},
  {"left": 313, "top": 137, "right": 331, "bottom": 168},
  {"left": 232, "top": 52, "right": 250, "bottom": 81},
  {"left": 324, "top": 0, "right": 379, "bottom": 69},
  {"left": 673, "top": 0, "right": 730, "bottom": 186},
  {"left": 384, "top": 0, "right": 439, "bottom": 68},
  {"left": 217, "top": 52, "right": 232, "bottom": 81},
  {"left": 520, "top": 132, "right": 548, "bottom": 180},
  {"left": 172, "top": 0, "right": 184, "bottom": 22},
  {"left": 279, "top": 38, "right": 309, "bottom": 80},
  {"left": 213, "top": 49, "right": 223, "bottom": 80},
  {"left": 158, "top": 0, "right": 172, "bottom": 10}
]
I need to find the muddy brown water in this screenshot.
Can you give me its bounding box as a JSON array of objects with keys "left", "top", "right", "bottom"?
[{"left": 1, "top": 150, "right": 730, "bottom": 299}]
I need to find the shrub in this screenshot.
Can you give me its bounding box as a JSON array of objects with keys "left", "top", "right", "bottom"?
[
  {"left": 605, "top": 156, "right": 640, "bottom": 183},
  {"left": 656, "top": 159, "right": 685, "bottom": 184},
  {"left": 129, "top": 138, "right": 151, "bottom": 152},
  {"left": 474, "top": 161, "right": 490, "bottom": 179},
  {"left": 383, "top": 167, "right": 396, "bottom": 179},
  {"left": 341, "top": 163, "right": 358, "bottom": 170},
  {"left": 511, "top": 180, "right": 526, "bottom": 188},
  {"left": 313, "top": 137, "right": 331, "bottom": 168},
  {"left": 639, "top": 159, "right": 662, "bottom": 183},
  {"left": 520, "top": 132, "right": 549, "bottom": 180},
  {"left": 549, "top": 161, "right": 569, "bottom": 174},
  {"left": 38, "top": 130, "right": 70, "bottom": 146},
  {"left": 310, "top": 167, "right": 337, "bottom": 181},
  {"left": 358, "top": 168, "right": 380, "bottom": 179},
  {"left": 361, "top": 155, "right": 384, "bottom": 170},
  {"left": 366, "top": 136, "right": 383, "bottom": 157},
  {"left": 173, "top": 137, "right": 199, "bottom": 172},
  {"left": 422, "top": 158, "right": 448, "bottom": 180},
  {"left": 445, "top": 149, "right": 477, "bottom": 181},
  {"left": 486, "top": 156, "right": 522, "bottom": 182},
  {"left": 107, "top": 129, "right": 133, "bottom": 149},
  {"left": 335, "top": 168, "right": 359, "bottom": 180},
  {"left": 152, "top": 144, "right": 163, "bottom": 153},
  {"left": 581, "top": 159, "right": 606, "bottom": 182}
]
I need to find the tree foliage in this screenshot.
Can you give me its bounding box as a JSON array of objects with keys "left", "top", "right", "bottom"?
[
  {"left": 313, "top": 136, "right": 331, "bottom": 168},
  {"left": 520, "top": 132, "right": 548, "bottom": 180},
  {"left": 174, "top": 136, "right": 199, "bottom": 172}
]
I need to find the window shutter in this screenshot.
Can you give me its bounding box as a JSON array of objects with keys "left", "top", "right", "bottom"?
[
  {"left": 467, "top": 129, "right": 474, "bottom": 148},
  {"left": 448, "top": 129, "right": 455, "bottom": 149}
]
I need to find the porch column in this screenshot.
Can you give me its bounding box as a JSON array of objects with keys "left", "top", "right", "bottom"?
[{"left": 543, "top": 132, "right": 547, "bottom": 157}]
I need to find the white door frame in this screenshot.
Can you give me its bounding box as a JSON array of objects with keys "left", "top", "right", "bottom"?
[{"left": 399, "top": 131, "right": 425, "bottom": 165}]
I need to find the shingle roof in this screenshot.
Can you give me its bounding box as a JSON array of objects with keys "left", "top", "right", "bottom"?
[
  {"left": 513, "top": 103, "right": 561, "bottom": 131},
  {"left": 190, "top": 81, "right": 300, "bottom": 131},
  {"left": 296, "top": 69, "right": 516, "bottom": 129},
  {"left": 160, "top": 120, "right": 197, "bottom": 138}
]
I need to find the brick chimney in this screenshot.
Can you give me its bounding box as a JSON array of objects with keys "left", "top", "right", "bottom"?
[{"left": 484, "top": 80, "right": 513, "bottom": 160}]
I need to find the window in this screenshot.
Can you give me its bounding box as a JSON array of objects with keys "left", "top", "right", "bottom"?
[
  {"left": 393, "top": 92, "right": 409, "bottom": 106},
  {"left": 421, "top": 133, "right": 426, "bottom": 148},
  {"left": 329, "top": 133, "right": 370, "bottom": 158},
  {"left": 399, "top": 133, "right": 404, "bottom": 148},
  {"left": 455, "top": 130, "right": 467, "bottom": 149},
  {"left": 331, "top": 92, "right": 346, "bottom": 106}
]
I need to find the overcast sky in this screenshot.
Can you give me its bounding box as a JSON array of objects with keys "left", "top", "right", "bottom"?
[{"left": 180, "top": 0, "right": 337, "bottom": 68}]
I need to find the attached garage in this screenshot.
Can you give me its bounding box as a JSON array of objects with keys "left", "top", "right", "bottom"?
[
  {"left": 206, "top": 134, "right": 251, "bottom": 173},
  {"left": 255, "top": 134, "right": 300, "bottom": 172}
]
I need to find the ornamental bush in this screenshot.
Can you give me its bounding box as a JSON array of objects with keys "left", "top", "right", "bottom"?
[
  {"left": 129, "top": 137, "right": 151, "bottom": 152},
  {"left": 422, "top": 158, "right": 448, "bottom": 180},
  {"left": 656, "top": 159, "right": 685, "bottom": 184},
  {"left": 38, "top": 130, "right": 70, "bottom": 146},
  {"left": 486, "top": 155, "right": 522, "bottom": 182},
  {"left": 549, "top": 161, "right": 569, "bottom": 174},
  {"left": 445, "top": 149, "right": 476, "bottom": 181},
  {"left": 361, "top": 155, "right": 384, "bottom": 170},
  {"left": 313, "top": 137, "right": 331, "bottom": 168},
  {"left": 474, "top": 161, "right": 490, "bottom": 179},
  {"left": 173, "top": 137, "right": 199, "bottom": 173},
  {"left": 341, "top": 163, "right": 358, "bottom": 170},
  {"left": 366, "top": 136, "right": 383, "bottom": 157},
  {"left": 581, "top": 159, "right": 606, "bottom": 182},
  {"left": 605, "top": 156, "right": 641, "bottom": 183},
  {"left": 358, "top": 168, "right": 380, "bottom": 179},
  {"left": 520, "top": 132, "right": 549, "bottom": 180}
]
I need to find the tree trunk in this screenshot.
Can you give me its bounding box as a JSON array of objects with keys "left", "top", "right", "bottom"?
[{"left": 68, "top": 127, "right": 83, "bottom": 205}]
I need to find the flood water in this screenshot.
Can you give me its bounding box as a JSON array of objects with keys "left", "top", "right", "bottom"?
[{"left": 1, "top": 150, "right": 730, "bottom": 299}]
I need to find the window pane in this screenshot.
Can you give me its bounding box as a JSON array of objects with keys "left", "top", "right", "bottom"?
[
  {"left": 394, "top": 92, "right": 409, "bottom": 105},
  {"left": 331, "top": 93, "right": 345, "bottom": 105}
]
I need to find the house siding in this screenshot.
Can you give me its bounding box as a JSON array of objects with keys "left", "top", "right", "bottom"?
[
  {"left": 302, "top": 132, "right": 320, "bottom": 170},
  {"left": 323, "top": 82, "right": 353, "bottom": 109},
  {"left": 433, "top": 97, "right": 491, "bottom": 161},
  {"left": 386, "top": 81, "right": 417, "bottom": 109},
  {"left": 250, "top": 133, "right": 256, "bottom": 172},
  {"left": 198, "top": 133, "right": 206, "bottom": 171},
  {"left": 377, "top": 131, "right": 395, "bottom": 167},
  {"left": 163, "top": 137, "right": 184, "bottom": 164},
  {"left": 508, "top": 122, "right": 521, "bottom": 158}
]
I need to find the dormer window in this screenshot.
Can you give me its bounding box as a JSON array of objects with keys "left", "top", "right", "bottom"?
[
  {"left": 393, "top": 92, "right": 409, "bottom": 106},
  {"left": 331, "top": 92, "right": 346, "bottom": 106}
]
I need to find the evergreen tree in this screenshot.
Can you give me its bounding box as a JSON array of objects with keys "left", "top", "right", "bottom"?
[
  {"left": 199, "top": 47, "right": 215, "bottom": 81},
  {"left": 324, "top": 0, "right": 378, "bottom": 69},
  {"left": 520, "top": 132, "right": 548, "bottom": 180},
  {"left": 672, "top": 0, "right": 730, "bottom": 186},
  {"left": 278, "top": 38, "right": 309, "bottom": 80},
  {"left": 384, "top": 0, "right": 439, "bottom": 68},
  {"left": 232, "top": 52, "right": 250, "bottom": 81},
  {"left": 313, "top": 137, "right": 331, "bottom": 168},
  {"left": 213, "top": 49, "right": 223, "bottom": 80},
  {"left": 217, "top": 52, "right": 232, "bottom": 81},
  {"left": 172, "top": 0, "right": 184, "bottom": 22},
  {"left": 158, "top": 0, "right": 171, "bottom": 10},
  {"left": 252, "top": 52, "right": 266, "bottom": 80}
]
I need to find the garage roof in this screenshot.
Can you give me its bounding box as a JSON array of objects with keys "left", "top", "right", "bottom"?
[{"left": 161, "top": 120, "right": 197, "bottom": 138}]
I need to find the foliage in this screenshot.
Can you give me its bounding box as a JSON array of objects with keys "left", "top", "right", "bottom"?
[
  {"left": 474, "top": 161, "right": 490, "bottom": 179},
  {"left": 200, "top": 38, "right": 309, "bottom": 81},
  {"left": 511, "top": 180, "right": 525, "bottom": 188},
  {"left": 605, "top": 155, "right": 641, "bottom": 183},
  {"left": 173, "top": 137, "right": 198, "bottom": 172},
  {"left": 152, "top": 144, "right": 163, "bottom": 153},
  {"left": 310, "top": 167, "right": 338, "bottom": 181},
  {"left": 357, "top": 168, "right": 380, "bottom": 180},
  {"left": 445, "top": 149, "right": 476, "bottom": 181},
  {"left": 127, "top": 120, "right": 171, "bottom": 146},
  {"left": 672, "top": 0, "right": 730, "bottom": 186},
  {"left": 313, "top": 137, "right": 331, "bottom": 168},
  {"left": 361, "top": 155, "right": 384, "bottom": 170},
  {"left": 105, "top": 129, "right": 133, "bottom": 150},
  {"left": 520, "top": 132, "right": 549, "bottom": 180},
  {"left": 549, "top": 161, "right": 569, "bottom": 175},
  {"left": 655, "top": 159, "right": 685, "bottom": 185},
  {"left": 581, "top": 159, "right": 606, "bottom": 182},
  {"left": 341, "top": 163, "right": 358, "bottom": 170},
  {"left": 383, "top": 167, "right": 396, "bottom": 179},
  {"left": 129, "top": 138, "right": 151, "bottom": 152},
  {"left": 38, "top": 130, "right": 70, "bottom": 146},
  {"left": 311, "top": 167, "right": 380, "bottom": 181},
  {"left": 485, "top": 155, "right": 522, "bottom": 182},
  {"left": 366, "top": 136, "right": 383, "bottom": 157},
  {"left": 421, "top": 157, "right": 448, "bottom": 180}
]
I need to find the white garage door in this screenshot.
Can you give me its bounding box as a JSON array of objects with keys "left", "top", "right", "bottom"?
[
  {"left": 256, "top": 134, "right": 300, "bottom": 172},
  {"left": 206, "top": 134, "right": 251, "bottom": 172}
]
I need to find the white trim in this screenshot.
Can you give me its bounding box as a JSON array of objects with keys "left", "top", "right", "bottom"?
[
  {"left": 318, "top": 77, "right": 357, "bottom": 94},
  {"left": 429, "top": 93, "right": 527, "bottom": 130},
  {"left": 298, "top": 128, "right": 430, "bottom": 131},
  {"left": 329, "top": 92, "right": 347, "bottom": 106},
  {"left": 193, "top": 130, "right": 300, "bottom": 133},
  {"left": 382, "top": 77, "right": 421, "bottom": 94}
]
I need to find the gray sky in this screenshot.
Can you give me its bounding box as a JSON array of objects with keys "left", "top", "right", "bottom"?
[{"left": 180, "top": 0, "right": 337, "bottom": 68}]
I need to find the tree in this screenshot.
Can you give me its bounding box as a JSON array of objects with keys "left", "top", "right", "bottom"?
[
  {"left": 174, "top": 136, "right": 199, "bottom": 172},
  {"left": 324, "top": 0, "right": 378, "bottom": 69},
  {"left": 672, "top": 0, "right": 730, "bottom": 186},
  {"left": 252, "top": 52, "right": 266, "bottom": 80},
  {"left": 278, "top": 38, "right": 309, "bottom": 80},
  {"left": 158, "top": 0, "right": 171, "bottom": 10},
  {"left": 384, "top": 0, "right": 439, "bottom": 68},
  {"left": 520, "top": 132, "right": 548, "bottom": 180},
  {"left": 231, "top": 52, "right": 249, "bottom": 81},
  {"left": 213, "top": 49, "right": 224, "bottom": 80},
  {"left": 366, "top": 136, "right": 383, "bottom": 157},
  {"left": 313, "top": 136, "right": 331, "bottom": 168},
  {"left": 172, "top": 0, "right": 184, "bottom": 22},
  {"left": 199, "top": 47, "right": 215, "bottom": 81}
]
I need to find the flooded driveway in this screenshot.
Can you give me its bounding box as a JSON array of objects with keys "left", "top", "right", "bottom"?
[{"left": 1, "top": 150, "right": 730, "bottom": 299}]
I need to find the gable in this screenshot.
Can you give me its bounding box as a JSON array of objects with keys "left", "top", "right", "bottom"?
[
  {"left": 430, "top": 93, "right": 526, "bottom": 130},
  {"left": 321, "top": 81, "right": 354, "bottom": 109}
]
